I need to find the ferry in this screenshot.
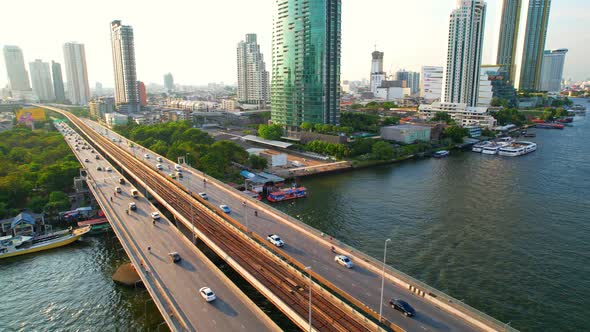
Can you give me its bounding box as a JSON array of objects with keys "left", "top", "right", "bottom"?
[
  {"left": 0, "top": 226, "right": 91, "bottom": 259},
  {"left": 472, "top": 141, "right": 491, "bottom": 153},
  {"left": 267, "top": 187, "right": 307, "bottom": 202},
  {"left": 432, "top": 150, "right": 450, "bottom": 158},
  {"left": 482, "top": 137, "right": 513, "bottom": 155},
  {"left": 498, "top": 141, "right": 537, "bottom": 157},
  {"left": 535, "top": 123, "right": 564, "bottom": 129}
]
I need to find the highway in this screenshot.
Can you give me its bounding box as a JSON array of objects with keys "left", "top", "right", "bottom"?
[
  {"left": 48, "top": 106, "right": 383, "bottom": 332},
  {"left": 55, "top": 121, "right": 280, "bottom": 332},
  {"left": 77, "top": 117, "right": 501, "bottom": 332}
]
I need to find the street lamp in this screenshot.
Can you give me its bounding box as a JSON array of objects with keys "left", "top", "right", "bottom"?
[
  {"left": 305, "top": 266, "right": 312, "bottom": 332},
  {"left": 242, "top": 201, "right": 248, "bottom": 230},
  {"left": 379, "top": 238, "right": 391, "bottom": 322}
]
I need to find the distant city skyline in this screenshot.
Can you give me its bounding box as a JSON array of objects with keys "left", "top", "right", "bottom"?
[{"left": 0, "top": 0, "right": 588, "bottom": 88}]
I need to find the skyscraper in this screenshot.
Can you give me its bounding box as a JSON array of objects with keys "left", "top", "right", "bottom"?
[
  {"left": 51, "top": 61, "right": 66, "bottom": 103},
  {"left": 29, "top": 60, "right": 55, "bottom": 101},
  {"left": 370, "top": 51, "right": 386, "bottom": 95},
  {"left": 517, "top": 0, "right": 551, "bottom": 91},
  {"left": 539, "top": 49, "right": 567, "bottom": 93},
  {"left": 443, "top": 0, "right": 487, "bottom": 106},
  {"left": 3, "top": 45, "right": 31, "bottom": 92},
  {"left": 137, "top": 81, "right": 147, "bottom": 106},
  {"left": 111, "top": 20, "right": 139, "bottom": 112},
  {"left": 237, "top": 34, "right": 269, "bottom": 107},
  {"left": 271, "top": 0, "right": 341, "bottom": 130},
  {"left": 496, "top": 0, "right": 521, "bottom": 84},
  {"left": 63, "top": 42, "right": 91, "bottom": 105},
  {"left": 407, "top": 72, "right": 421, "bottom": 96},
  {"left": 164, "top": 73, "right": 174, "bottom": 92}
]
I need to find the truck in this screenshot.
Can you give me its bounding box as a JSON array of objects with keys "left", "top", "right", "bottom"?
[{"left": 267, "top": 234, "right": 284, "bottom": 247}]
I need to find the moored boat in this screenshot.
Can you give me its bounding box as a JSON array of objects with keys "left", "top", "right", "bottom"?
[
  {"left": 498, "top": 141, "right": 537, "bottom": 157},
  {"left": 78, "top": 218, "right": 110, "bottom": 234},
  {"left": 433, "top": 150, "right": 450, "bottom": 158},
  {"left": 472, "top": 141, "right": 491, "bottom": 153},
  {"left": 535, "top": 123, "right": 564, "bottom": 129},
  {"left": 267, "top": 187, "right": 307, "bottom": 202},
  {"left": 0, "top": 226, "right": 91, "bottom": 259}
]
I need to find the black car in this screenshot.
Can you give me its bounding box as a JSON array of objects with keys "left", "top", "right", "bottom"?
[
  {"left": 119, "top": 178, "right": 126, "bottom": 185},
  {"left": 389, "top": 299, "right": 416, "bottom": 317}
]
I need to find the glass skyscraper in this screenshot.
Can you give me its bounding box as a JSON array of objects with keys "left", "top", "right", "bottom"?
[
  {"left": 271, "top": 0, "right": 341, "bottom": 131},
  {"left": 518, "top": 0, "right": 551, "bottom": 91},
  {"left": 496, "top": 0, "right": 521, "bottom": 84}
]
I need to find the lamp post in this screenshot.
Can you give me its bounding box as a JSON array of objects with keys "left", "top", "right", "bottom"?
[
  {"left": 379, "top": 238, "right": 391, "bottom": 322},
  {"left": 242, "top": 201, "right": 248, "bottom": 230},
  {"left": 305, "top": 266, "right": 312, "bottom": 332}
]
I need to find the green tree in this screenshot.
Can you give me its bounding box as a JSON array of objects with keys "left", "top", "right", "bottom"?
[
  {"left": 492, "top": 108, "right": 526, "bottom": 126},
  {"left": 248, "top": 155, "right": 268, "bottom": 170},
  {"left": 432, "top": 112, "right": 454, "bottom": 124},
  {"left": 372, "top": 141, "right": 394, "bottom": 160},
  {"left": 443, "top": 126, "right": 469, "bottom": 144},
  {"left": 300, "top": 122, "right": 313, "bottom": 132},
  {"left": 258, "top": 124, "right": 284, "bottom": 140}
]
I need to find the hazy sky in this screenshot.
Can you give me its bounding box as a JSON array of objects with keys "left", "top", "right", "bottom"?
[{"left": 1, "top": 0, "right": 588, "bottom": 88}]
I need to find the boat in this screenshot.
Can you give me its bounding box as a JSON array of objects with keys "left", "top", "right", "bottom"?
[
  {"left": 524, "top": 133, "right": 536, "bottom": 138},
  {"left": 498, "top": 141, "right": 537, "bottom": 157},
  {"left": 532, "top": 118, "right": 546, "bottom": 123},
  {"left": 78, "top": 218, "right": 110, "bottom": 234},
  {"left": 267, "top": 187, "right": 307, "bottom": 202},
  {"left": 482, "top": 137, "right": 513, "bottom": 155},
  {"left": 472, "top": 141, "right": 491, "bottom": 153},
  {"left": 432, "top": 150, "right": 450, "bottom": 158},
  {"left": 0, "top": 226, "right": 91, "bottom": 259},
  {"left": 557, "top": 117, "right": 574, "bottom": 123},
  {"left": 535, "top": 123, "right": 564, "bottom": 129}
]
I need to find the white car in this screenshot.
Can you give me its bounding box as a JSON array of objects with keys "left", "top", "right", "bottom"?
[
  {"left": 151, "top": 212, "right": 160, "bottom": 220},
  {"left": 156, "top": 164, "right": 163, "bottom": 170},
  {"left": 199, "top": 287, "right": 216, "bottom": 302},
  {"left": 198, "top": 192, "right": 209, "bottom": 200},
  {"left": 335, "top": 255, "right": 353, "bottom": 268},
  {"left": 156, "top": 157, "right": 163, "bottom": 162},
  {"left": 144, "top": 154, "right": 150, "bottom": 159},
  {"left": 267, "top": 234, "right": 284, "bottom": 247},
  {"left": 219, "top": 205, "right": 231, "bottom": 214},
  {"left": 105, "top": 167, "right": 112, "bottom": 172}
]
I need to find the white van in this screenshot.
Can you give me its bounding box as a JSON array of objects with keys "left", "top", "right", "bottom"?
[{"left": 174, "top": 164, "right": 182, "bottom": 171}]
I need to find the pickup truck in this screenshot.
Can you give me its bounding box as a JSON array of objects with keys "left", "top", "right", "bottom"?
[{"left": 267, "top": 234, "right": 284, "bottom": 247}]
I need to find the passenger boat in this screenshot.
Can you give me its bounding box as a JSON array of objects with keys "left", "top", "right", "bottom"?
[
  {"left": 472, "top": 141, "right": 491, "bottom": 153},
  {"left": 535, "top": 123, "right": 564, "bottom": 129},
  {"left": 557, "top": 117, "right": 574, "bottom": 123},
  {"left": 482, "top": 137, "right": 513, "bottom": 155},
  {"left": 0, "top": 226, "right": 91, "bottom": 259},
  {"left": 432, "top": 150, "right": 450, "bottom": 158},
  {"left": 78, "top": 218, "right": 110, "bottom": 234},
  {"left": 498, "top": 141, "right": 537, "bottom": 157},
  {"left": 267, "top": 187, "right": 307, "bottom": 202}
]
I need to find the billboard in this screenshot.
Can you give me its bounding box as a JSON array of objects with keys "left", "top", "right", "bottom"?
[{"left": 16, "top": 108, "right": 47, "bottom": 123}]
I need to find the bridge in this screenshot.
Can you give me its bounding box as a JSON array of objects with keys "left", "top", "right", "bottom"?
[{"left": 42, "top": 104, "right": 515, "bottom": 332}]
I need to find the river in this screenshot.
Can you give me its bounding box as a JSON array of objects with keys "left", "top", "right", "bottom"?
[{"left": 1, "top": 100, "right": 588, "bottom": 331}]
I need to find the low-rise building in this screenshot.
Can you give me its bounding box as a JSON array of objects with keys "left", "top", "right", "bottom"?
[
  {"left": 464, "top": 125, "right": 482, "bottom": 138},
  {"left": 380, "top": 125, "right": 431, "bottom": 144},
  {"left": 0, "top": 212, "right": 45, "bottom": 237},
  {"left": 104, "top": 112, "right": 128, "bottom": 128},
  {"left": 89, "top": 97, "right": 115, "bottom": 119},
  {"left": 221, "top": 99, "right": 237, "bottom": 111},
  {"left": 418, "top": 102, "right": 496, "bottom": 128}
]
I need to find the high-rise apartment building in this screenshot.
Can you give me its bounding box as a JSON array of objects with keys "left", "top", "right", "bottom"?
[
  {"left": 51, "top": 61, "right": 66, "bottom": 103},
  {"left": 539, "top": 49, "right": 567, "bottom": 93},
  {"left": 396, "top": 70, "right": 420, "bottom": 96},
  {"left": 516, "top": 0, "right": 551, "bottom": 91},
  {"left": 63, "top": 42, "right": 91, "bottom": 105},
  {"left": 237, "top": 34, "right": 269, "bottom": 107},
  {"left": 29, "top": 60, "right": 55, "bottom": 101},
  {"left": 443, "top": 0, "right": 487, "bottom": 106},
  {"left": 370, "top": 51, "right": 386, "bottom": 95},
  {"left": 420, "top": 66, "right": 444, "bottom": 102},
  {"left": 3, "top": 45, "right": 31, "bottom": 92},
  {"left": 271, "top": 0, "right": 341, "bottom": 130},
  {"left": 164, "top": 73, "right": 174, "bottom": 92},
  {"left": 496, "top": 0, "right": 522, "bottom": 84},
  {"left": 137, "top": 81, "right": 147, "bottom": 106},
  {"left": 111, "top": 20, "right": 139, "bottom": 112}
]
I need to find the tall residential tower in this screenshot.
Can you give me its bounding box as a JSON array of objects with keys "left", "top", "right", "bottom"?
[
  {"left": 539, "top": 49, "right": 567, "bottom": 93},
  {"left": 443, "top": 0, "right": 487, "bottom": 106},
  {"left": 51, "top": 61, "right": 66, "bottom": 103},
  {"left": 111, "top": 20, "right": 139, "bottom": 112},
  {"left": 517, "top": 0, "right": 551, "bottom": 91},
  {"left": 29, "top": 59, "right": 55, "bottom": 101},
  {"left": 271, "top": 0, "right": 341, "bottom": 131},
  {"left": 3, "top": 45, "right": 31, "bottom": 92},
  {"left": 63, "top": 42, "right": 91, "bottom": 105},
  {"left": 496, "top": 0, "right": 521, "bottom": 84},
  {"left": 164, "top": 73, "right": 174, "bottom": 92},
  {"left": 237, "top": 34, "right": 269, "bottom": 107}
]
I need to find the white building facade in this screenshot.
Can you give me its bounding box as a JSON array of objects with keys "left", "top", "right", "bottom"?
[
  {"left": 418, "top": 102, "right": 496, "bottom": 128},
  {"left": 111, "top": 20, "right": 139, "bottom": 112},
  {"left": 420, "top": 66, "right": 443, "bottom": 102},
  {"left": 63, "top": 42, "right": 91, "bottom": 105},
  {"left": 3, "top": 45, "right": 31, "bottom": 92},
  {"left": 237, "top": 34, "right": 269, "bottom": 107},
  {"left": 29, "top": 60, "right": 54, "bottom": 101},
  {"left": 539, "top": 49, "right": 567, "bottom": 93},
  {"left": 370, "top": 50, "right": 386, "bottom": 95},
  {"left": 443, "top": 0, "right": 487, "bottom": 106}
]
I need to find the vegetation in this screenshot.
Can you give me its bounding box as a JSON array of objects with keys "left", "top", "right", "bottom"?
[
  {"left": 258, "top": 124, "right": 284, "bottom": 140},
  {"left": 371, "top": 141, "right": 395, "bottom": 160},
  {"left": 0, "top": 126, "right": 78, "bottom": 218},
  {"left": 550, "top": 98, "right": 573, "bottom": 108},
  {"left": 540, "top": 107, "right": 568, "bottom": 122},
  {"left": 492, "top": 108, "right": 526, "bottom": 126},
  {"left": 304, "top": 140, "right": 350, "bottom": 159},
  {"left": 114, "top": 121, "right": 248, "bottom": 182},
  {"left": 443, "top": 126, "right": 469, "bottom": 144},
  {"left": 350, "top": 101, "right": 398, "bottom": 110},
  {"left": 339, "top": 112, "right": 399, "bottom": 133},
  {"left": 431, "top": 112, "right": 455, "bottom": 125},
  {"left": 247, "top": 155, "right": 268, "bottom": 170}
]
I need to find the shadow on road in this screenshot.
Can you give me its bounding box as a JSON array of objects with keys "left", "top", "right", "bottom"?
[
  {"left": 284, "top": 245, "right": 307, "bottom": 257},
  {"left": 413, "top": 313, "right": 451, "bottom": 331},
  {"left": 212, "top": 298, "right": 238, "bottom": 317},
  {"left": 352, "top": 266, "right": 377, "bottom": 278}
]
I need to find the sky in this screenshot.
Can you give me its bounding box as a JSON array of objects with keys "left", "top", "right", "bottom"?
[{"left": 1, "top": 0, "right": 588, "bottom": 88}]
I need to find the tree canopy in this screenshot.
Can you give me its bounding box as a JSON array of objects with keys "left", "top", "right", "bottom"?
[{"left": 258, "top": 124, "right": 284, "bottom": 140}]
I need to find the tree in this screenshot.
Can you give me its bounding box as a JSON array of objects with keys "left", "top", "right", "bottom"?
[
  {"left": 300, "top": 122, "right": 313, "bottom": 132},
  {"left": 382, "top": 116, "right": 400, "bottom": 126},
  {"left": 492, "top": 108, "right": 526, "bottom": 126},
  {"left": 257, "top": 124, "right": 284, "bottom": 140},
  {"left": 443, "top": 126, "right": 469, "bottom": 144},
  {"left": 248, "top": 155, "right": 268, "bottom": 170},
  {"left": 372, "top": 141, "right": 395, "bottom": 160},
  {"left": 432, "top": 112, "right": 454, "bottom": 124}
]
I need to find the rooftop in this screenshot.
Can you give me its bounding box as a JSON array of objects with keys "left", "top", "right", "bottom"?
[{"left": 242, "top": 135, "right": 293, "bottom": 149}]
